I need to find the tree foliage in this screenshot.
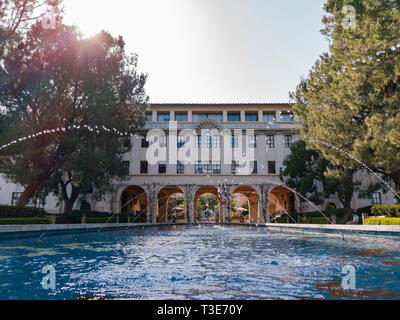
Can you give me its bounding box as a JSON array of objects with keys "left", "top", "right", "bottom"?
[
  {"left": 281, "top": 140, "right": 356, "bottom": 211},
  {"left": 291, "top": 0, "right": 400, "bottom": 202},
  {"left": 0, "top": 16, "right": 148, "bottom": 208}
]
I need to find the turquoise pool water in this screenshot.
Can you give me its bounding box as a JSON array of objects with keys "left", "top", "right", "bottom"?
[{"left": 0, "top": 225, "right": 400, "bottom": 300}]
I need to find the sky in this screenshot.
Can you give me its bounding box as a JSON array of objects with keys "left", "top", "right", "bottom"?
[{"left": 62, "top": 0, "right": 329, "bottom": 104}]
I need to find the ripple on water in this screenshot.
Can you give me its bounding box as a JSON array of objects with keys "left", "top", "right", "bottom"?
[{"left": 0, "top": 226, "right": 400, "bottom": 300}]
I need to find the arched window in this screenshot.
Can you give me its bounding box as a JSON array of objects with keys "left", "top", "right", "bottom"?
[{"left": 326, "top": 202, "right": 337, "bottom": 210}]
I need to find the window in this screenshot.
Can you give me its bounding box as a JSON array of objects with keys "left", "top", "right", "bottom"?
[
  {"left": 204, "top": 161, "right": 212, "bottom": 174},
  {"left": 175, "top": 112, "right": 188, "bottom": 122},
  {"left": 195, "top": 161, "right": 203, "bottom": 174},
  {"left": 159, "top": 163, "right": 167, "bottom": 174},
  {"left": 232, "top": 136, "right": 239, "bottom": 148},
  {"left": 285, "top": 135, "right": 293, "bottom": 148},
  {"left": 251, "top": 161, "right": 258, "bottom": 175},
  {"left": 268, "top": 161, "right": 276, "bottom": 174},
  {"left": 177, "top": 136, "right": 186, "bottom": 148},
  {"left": 177, "top": 161, "right": 185, "bottom": 174},
  {"left": 266, "top": 135, "right": 275, "bottom": 148},
  {"left": 204, "top": 133, "right": 212, "bottom": 148},
  {"left": 280, "top": 111, "right": 294, "bottom": 122},
  {"left": 145, "top": 112, "right": 153, "bottom": 122},
  {"left": 141, "top": 137, "right": 149, "bottom": 148},
  {"left": 196, "top": 135, "right": 202, "bottom": 149},
  {"left": 157, "top": 112, "right": 170, "bottom": 122},
  {"left": 140, "top": 161, "right": 148, "bottom": 174},
  {"left": 227, "top": 112, "right": 241, "bottom": 122},
  {"left": 372, "top": 192, "right": 382, "bottom": 205},
  {"left": 212, "top": 135, "right": 221, "bottom": 148},
  {"left": 263, "top": 112, "right": 276, "bottom": 122},
  {"left": 249, "top": 135, "right": 257, "bottom": 148},
  {"left": 192, "top": 113, "right": 223, "bottom": 122},
  {"left": 213, "top": 161, "right": 221, "bottom": 174},
  {"left": 245, "top": 112, "right": 258, "bottom": 122},
  {"left": 232, "top": 161, "right": 239, "bottom": 175},
  {"left": 11, "top": 192, "right": 22, "bottom": 206}
]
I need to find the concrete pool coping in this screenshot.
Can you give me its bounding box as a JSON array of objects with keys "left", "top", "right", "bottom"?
[{"left": 0, "top": 222, "right": 400, "bottom": 239}]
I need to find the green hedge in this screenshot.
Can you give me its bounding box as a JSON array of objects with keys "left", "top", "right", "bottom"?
[
  {"left": 63, "top": 210, "right": 112, "bottom": 218},
  {"left": 371, "top": 205, "right": 400, "bottom": 218},
  {"left": 302, "top": 208, "right": 351, "bottom": 219},
  {"left": 0, "top": 218, "right": 51, "bottom": 225},
  {"left": 0, "top": 205, "right": 47, "bottom": 218},
  {"left": 299, "top": 217, "right": 331, "bottom": 225},
  {"left": 86, "top": 217, "right": 117, "bottom": 224},
  {"left": 275, "top": 217, "right": 287, "bottom": 223},
  {"left": 364, "top": 218, "right": 400, "bottom": 226}
]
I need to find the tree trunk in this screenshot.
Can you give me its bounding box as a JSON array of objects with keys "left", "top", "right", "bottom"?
[
  {"left": 17, "top": 145, "right": 65, "bottom": 207},
  {"left": 17, "top": 167, "right": 54, "bottom": 207},
  {"left": 64, "top": 185, "right": 80, "bottom": 213},
  {"left": 16, "top": 178, "right": 43, "bottom": 207}
]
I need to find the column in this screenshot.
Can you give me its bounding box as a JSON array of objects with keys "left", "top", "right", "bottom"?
[
  {"left": 158, "top": 195, "right": 168, "bottom": 223},
  {"left": 145, "top": 183, "right": 160, "bottom": 224},
  {"left": 183, "top": 185, "right": 196, "bottom": 224},
  {"left": 223, "top": 111, "right": 228, "bottom": 122},
  {"left": 249, "top": 200, "right": 259, "bottom": 223},
  {"left": 220, "top": 184, "right": 232, "bottom": 223},
  {"left": 260, "top": 184, "right": 273, "bottom": 224}
]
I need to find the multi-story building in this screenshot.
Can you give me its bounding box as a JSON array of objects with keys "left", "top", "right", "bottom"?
[{"left": 0, "top": 103, "right": 396, "bottom": 222}]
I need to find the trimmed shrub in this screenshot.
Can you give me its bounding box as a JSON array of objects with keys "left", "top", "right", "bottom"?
[
  {"left": 371, "top": 205, "right": 400, "bottom": 218},
  {"left": 299, "top": 217, "right": 331, "bottom": 225},
  {"left": 0, "top": 205, "right": 47, "bottom": 218},
  {"left": 0, "top": 218, "right": 51, "bottom": 225},
  {"left": 275, "top": 217, "right": 287, "bottom": 223},
  {"left": 364, "top": 218, "right": 400, "bottom": 226},
  {"left": 64, "top": 210, "right": 111, "bottom": 218},
  {"left": 86, "top": 217, "right": 117, "bottom": 224}
]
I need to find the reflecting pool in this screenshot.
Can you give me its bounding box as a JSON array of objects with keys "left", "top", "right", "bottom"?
[{"left": 0, "top": 225, "right": 400, "bottom": 300}]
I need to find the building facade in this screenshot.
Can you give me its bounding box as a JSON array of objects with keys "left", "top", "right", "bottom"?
[{"left": 0, "top": 103, "right": 396, "bottom": 221}]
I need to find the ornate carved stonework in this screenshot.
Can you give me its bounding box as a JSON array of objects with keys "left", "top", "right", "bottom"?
[
  {"left": 144, "top": 183, "right": 163, "bottom": 223},
  {"left": 182, "top": 184, "right": 197, "bottom": 224},
  {"left": 193, "top": 119, "right": 223, "bottom": 135},
  {"left": 260, "top": 183, "right": 274, "bottom": 223},
  {"left": 219, "top": 184, "right": 233, "bottom": 223}
]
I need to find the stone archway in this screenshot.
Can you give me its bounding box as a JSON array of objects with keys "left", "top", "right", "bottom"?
[
  {"left": 269, "top": 186, "right": 297, "bottom": 221},
  {"left": 120, "top": 186, "right": 148, "bottom": 222},
  {"left": 195, "top": 186, "right": 222, "bottom": 223},
  {"left": 232, "top": 186, "right": 260, "bottom": 223},
  {"left": 157, "top": 186, "right": 185, "bottom": 223}
]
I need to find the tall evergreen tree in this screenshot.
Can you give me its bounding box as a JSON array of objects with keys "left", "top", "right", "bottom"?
[{"left": 291, "top": 0, "right": 400, "bottom": 201}]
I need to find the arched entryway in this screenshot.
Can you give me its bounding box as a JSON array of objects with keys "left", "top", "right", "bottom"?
[
  {"left": 157, "top": 186, "right": 185, "bottom": 223},
  {"left": 195, "top": 186, "right": 221, "bottom": 223},
  {"left": 232, "top": 186, "right": 260, "bottom": 223},
  {"left": 269, "top": 186, "right": 296, "bottom": 220},
  {"left": 121, "top": 186, "right": 148, "bottom": 222}
]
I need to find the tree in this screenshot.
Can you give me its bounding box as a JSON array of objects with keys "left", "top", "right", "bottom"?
[
  {"left": 0, "top": 21, "right": 148, "bottom": 207},
  {"left": 281, "top": 140, "right": 356, "bottom": 212},
  {"left": 291, "top": 0, "right": 400, "bottom": 203}
]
